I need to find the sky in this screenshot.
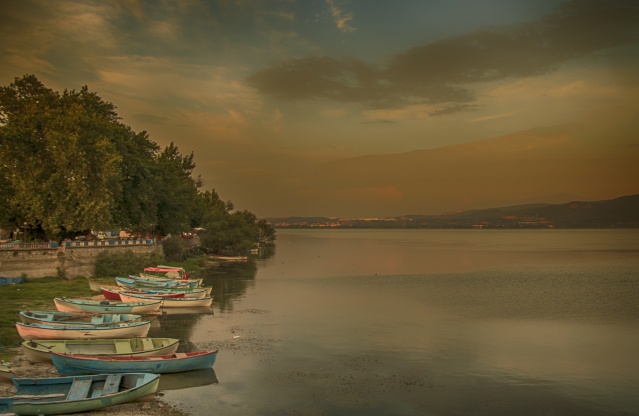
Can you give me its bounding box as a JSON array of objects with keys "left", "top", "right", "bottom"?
[{"left": 1, "top": 0, "right": 638, "bottom": 218}]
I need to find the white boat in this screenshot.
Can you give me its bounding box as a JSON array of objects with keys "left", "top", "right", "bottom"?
[
  {"left": 118, "top": 292, "right": 213, "bottom": 308},
  {"left": 207, "top": 255, "right": 248, "bottom": 262},
  {"left": 138, "top": 273, "right": 204, "bottom": 287},
  {"left": 19, "top": 311, "right": 142, "bottom": 325},
  {"left": 20, "top": 338, "right": 180, "bottom": 363},
  {"left": 121, "top": 288, "right": 208, "bottom": 299},
  {"left": 0, "top": 372, "right": 160, "bottom": 415},
  {"left": 54, "top": 297, "right": 161, "bottom": 314},
  {"left": 15, "top": 320, "right": 151, "bottom": 340}
]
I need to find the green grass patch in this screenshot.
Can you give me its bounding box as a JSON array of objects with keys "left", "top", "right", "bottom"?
[
  {"left": 0, "top": 255, "right": 212, "bottom": 361},
  {"left": 0, "top": 276, "right": 97, "bottom": 359}
]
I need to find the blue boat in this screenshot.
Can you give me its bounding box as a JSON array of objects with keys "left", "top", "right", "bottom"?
[
  {"left": 0, "top": 372, "right": 160, "bottom": 415},
  {"left": 0, "top": 275, "right": 24, "bottom": 286},
  {"left": 51, "top": 350, "right": 218, "bottom": 375},
  {"left": 116, "top": 276, "right": 199, "bottom": 289}
]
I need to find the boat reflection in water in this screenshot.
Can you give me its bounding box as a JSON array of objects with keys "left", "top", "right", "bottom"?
[
  {"left": 160, "top": 306, "right": 214, "bottom": 316},
  {"left": 159, "top": 367, "right": 218, "bottom": 391}
]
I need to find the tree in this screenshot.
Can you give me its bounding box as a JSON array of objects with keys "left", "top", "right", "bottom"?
[
  {"left": 152, "top": 142, "right": 202, "bottom": 236},
  {"left": 256, "top": 219, "right": 277, "bottom": 245},
  {"left": 110, "top": 129, "right": 160, "bottom": 234},
  {"left": 0, "top": 75, "right": 275, "bottom": 250},
  {"left": 0, "top": 75, "right": 122, "bottom": 240}
]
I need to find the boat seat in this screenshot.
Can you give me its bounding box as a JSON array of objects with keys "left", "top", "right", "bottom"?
[
  {"left": 102, "top": 374, "right": 123, "bottom": 395},
  {"left": 67, "top": 379, "right": 92, "bottom": 400},
  {"left": 140, "top": 338, "right": 154, "bottom": 350},
  {"left": 114, "top": 341, "right": 129, "bottom": 354},
  {"left": 174, "top": 353, "right": 187, "bottom": 358}
]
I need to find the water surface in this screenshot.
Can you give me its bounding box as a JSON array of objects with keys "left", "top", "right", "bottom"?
[{"left": 154, "top": 229, "right": 639, "bottom": 415}]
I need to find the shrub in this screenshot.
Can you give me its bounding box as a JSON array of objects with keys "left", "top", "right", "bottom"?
[{"left": 94, "top": 250, "right": 163, "bottom": 277}]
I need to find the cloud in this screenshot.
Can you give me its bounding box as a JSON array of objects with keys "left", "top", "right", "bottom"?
[
  {"left": 326, "top": 0, "right": 356, "bottom": 33},
  {"left": 248, "top": 0, "right": 639, "bottom": 114},
  {"left": 133, "top": 114, "right": 169, "bottom": 124},
  {"left": 472, "top": 112, "right": 516, "bottom": 123},
  {"left": 246, "top": 55, "right": 475, "bottom": 109}
]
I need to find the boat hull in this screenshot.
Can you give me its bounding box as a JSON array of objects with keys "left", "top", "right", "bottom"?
[
  {"left": 21, "top": 338, "right": 180, "bottom": 363},
  {"left": 115, "top": 276, "right": 196, "bottom": 289},
  {"left": 119, "top": 292, "right": 213, "bottom": 308},
  {"left": 0, "top": 373, "right": 160, "bottom": 415},
  {"left": 16, "top": 321, "right": 151, "bottom": 340},
  {"left": 52, "top": 350, "right": 218, "bottom": 375},
  {"left": 19, "top": 311, "right": 142, "bottom": 325},
  {"left": 54, "top": 297, "right": 161, "bottom": 314},
  {"left": 0, "top": 275, "right": 24, "bottom": 285}
]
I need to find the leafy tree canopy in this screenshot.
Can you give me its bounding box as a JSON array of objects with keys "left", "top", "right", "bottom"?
[{"left": 0, "top": 74, "right": 275, "bottom": 252}]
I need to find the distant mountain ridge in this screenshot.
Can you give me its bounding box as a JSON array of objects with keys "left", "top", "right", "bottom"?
[{"left": 265, "top": 194, "right": 639, "bottom": 228}]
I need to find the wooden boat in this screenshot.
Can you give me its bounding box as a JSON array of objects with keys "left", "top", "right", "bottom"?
[
  {"left": 54, "top": 297, "right": 161, "bottom": 314},
  {"left": 0, "top": 372, "right": 160, "bottom": 415},
  {"left": 101, "top": 286, "right": 185, "bottom": 301},
  {"left": 51, "top": 350, "right": 218, "bottom": 375},
  {"left": 16, "top": 320, "right": 151, "bottom": 340},
  {"left": 101, "top": 286, "right": 122, "bottom": 300},
  {"left": 120, "top": 282, "right": 213, "bottom": 297},
  {"left": 21, "top": 338, "right": 180, "bottom": 363},
  {"left": 131, "top": 274, "right": 201, "bottom": 288},
  {"left": 0, "top": 275, "right": 24, "bottom": 285},
  {"left": 19, "top": 311, "right": 142, "bottom": 325},
  {"left": 207, "top": 255, "right": 248, "bottom": 262},
  {"left": 116, "top": 276, "right": 197, "bottom": 289},
  {"left": 127, "top": 287, "right": 208, "bottom": 299},
  {"left": 87, "top": 279, "right": 103, "bottom": 292},
  {"left": 118, "top": 292, "right": 213, "bottom": 308},
  {"left": 141, "top": 265, "right": 203, "bottom": 284},
  {"left": 138, "top": 272, "right": 204, "bottom": 287}
]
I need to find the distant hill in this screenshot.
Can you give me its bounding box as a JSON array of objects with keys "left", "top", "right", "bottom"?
[{"left": 265, "top": 194, "right": 639, "bottom": 228}]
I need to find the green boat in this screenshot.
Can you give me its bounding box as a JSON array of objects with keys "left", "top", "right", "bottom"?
[
  {"left": 0, "top": 372, "right": 160, "bottom": 415},
  {"left": 21, "top": 337, "right": 180, "bottom": 363}
]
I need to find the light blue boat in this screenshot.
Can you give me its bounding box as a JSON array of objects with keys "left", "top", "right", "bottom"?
[
  {"left": 19, "top": 311, "right": 142, "bottom": 325},
  {"left": 51, "top": 350, "right": 218, "bottom": 375},
  {"left": 0, "top": 372, "right": 160, "bottom": 415},
  {"left": 116, "top": 276, "right": 199, "bottom": 289}
]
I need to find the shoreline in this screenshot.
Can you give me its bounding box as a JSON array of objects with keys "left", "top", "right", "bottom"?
[{"left": 1, "top": 346, "right": 189, "bottom": 416}]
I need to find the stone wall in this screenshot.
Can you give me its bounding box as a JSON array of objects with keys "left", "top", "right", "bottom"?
[{"left": 0, "top": 243, "right": 162, "bottom": 279}]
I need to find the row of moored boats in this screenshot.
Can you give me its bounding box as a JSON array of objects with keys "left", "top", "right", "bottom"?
[{"left": 1, "top": 266, "right": 218, "bottom": 415}]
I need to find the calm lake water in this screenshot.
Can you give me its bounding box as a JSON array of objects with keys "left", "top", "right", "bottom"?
[{"left": 153, "top": 229, "right": 639, "bottom": 415}]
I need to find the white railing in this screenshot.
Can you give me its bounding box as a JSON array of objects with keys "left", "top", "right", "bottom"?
[{"left": 0, "top": 239, "right": 156, "bottom": 250}]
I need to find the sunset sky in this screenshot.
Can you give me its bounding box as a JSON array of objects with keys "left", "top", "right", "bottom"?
[{"left": 2, "top": 0, "right": 638, "bottom": 217}]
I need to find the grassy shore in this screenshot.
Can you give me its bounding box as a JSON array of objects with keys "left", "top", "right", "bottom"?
[
  {"left": 0, "top": 276, "right": 105, "bottom": 360},
  {"left": 0, "top": 256, "right": 214, "bottom": 362}
]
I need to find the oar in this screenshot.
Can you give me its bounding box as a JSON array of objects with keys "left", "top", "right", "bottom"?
[{"left": 27, "top": 340, "right": 54, "bottom": 350}]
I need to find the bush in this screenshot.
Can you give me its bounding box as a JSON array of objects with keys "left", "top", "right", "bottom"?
[
  {"left": 161, "top": 237, "right": 187, "bottom": 262},
  {"left": 94, "top": 250, "right": 163, "bottom": 277}
]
